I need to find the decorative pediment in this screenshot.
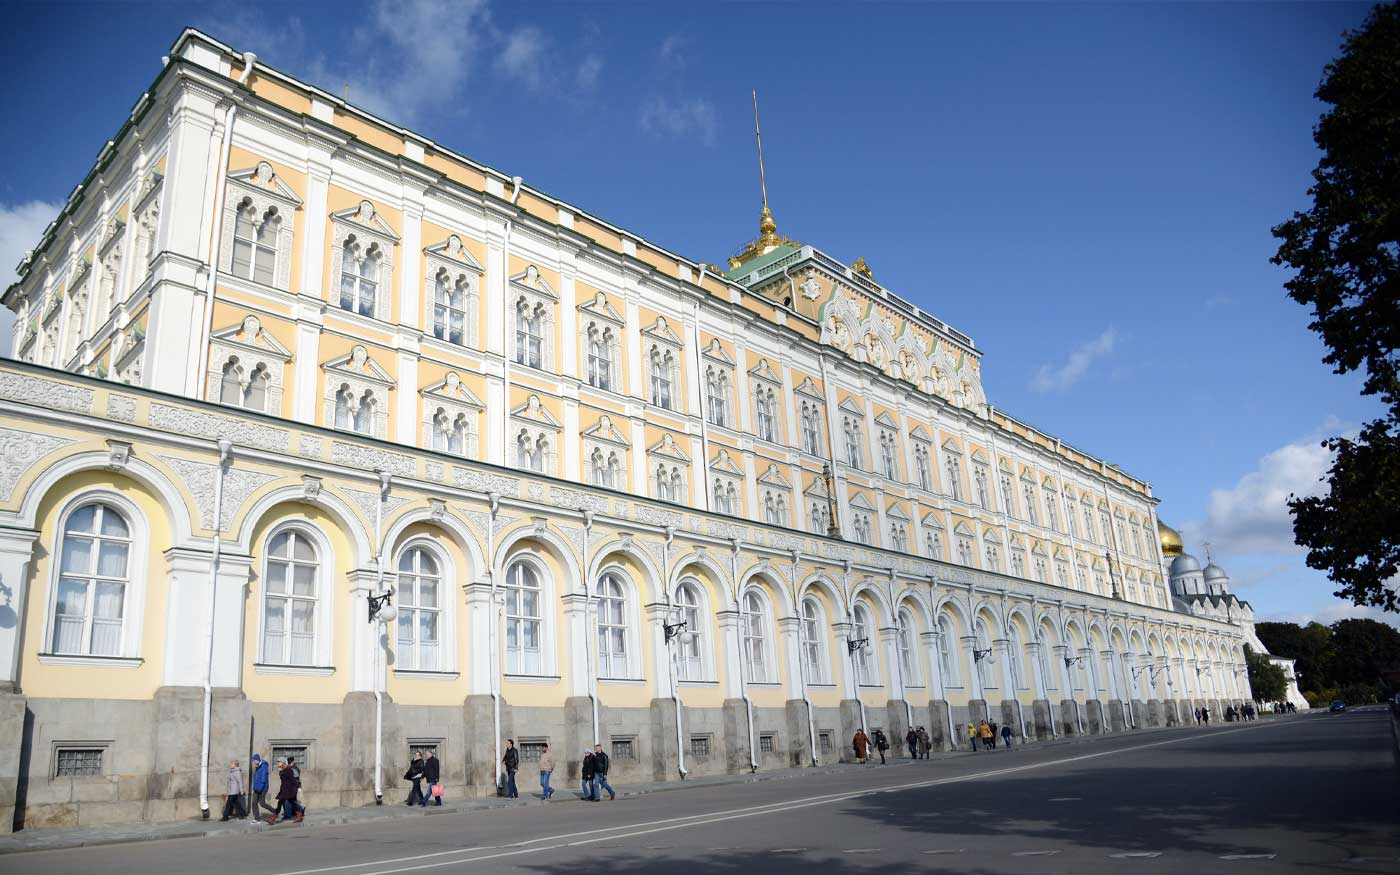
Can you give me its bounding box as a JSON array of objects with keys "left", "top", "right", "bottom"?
[
  {"left": 953, "top": 521, "right": 975, "bottom": 537},
  {"left": 708, "top": 449, "right": 744, "bottom": 477},
  {"left": 211, "top": 315, "right": 292, "bottom": 361},
  {"left": 982, "top": 527, "right": 1003, "bottom": 543},
  {"left": 1054, "top": 547, "right": 1069, "bottom": 561},
  {"left": 324, "top": 344, "right": 394, "bottom": 386},
  {"left": 998, "top": 458, "right": 1013, "bottom": 474},
  {"left": 849, "top": 492, "right": 875, "bottom": 511},
  {"left": 874, "top": 411, "right": 897, "bottom": 429},
  {"left": 794, "top": 376, "right": 823, "bottom": 400},
  {"left": 803, "top": 477, "right": 830, "bottom": 499},
  {"left": 701, "top": 338, "right": 735, "bottom": 366},
  {"left": 921, "top": 512, "right": 943, "bottom": 529},
  {"left": 1020, "top": 467, "right": 1036, "bottom": 481},
  {"left": 510, "top": 394, "right": 561, "bottom": 429},
  {"left": 748, "top": 358, "right": 781, "bottom": 384},
  {"left": 970, "top": 448, "right": 989, "bottom": 464},
  {"left": 577, "top": 290, "right": 622, "bottom": 325},
  {"left": 510, "top": 264, "right": 557, "bottom": 299},
  {"left": 424, "top": 234, "right": 484, "bottom": 272},
  {"left": 648, "top": 432, "right": 691, "bottom": 463},
  {"left": 1009, "top": 533, "right": 1024, "bottom": 547},
  {"left": 942, "top": 438, "right": 961, "bottom": 453},
  {"left": 641, "top": 316, "right": 682, "bottom": 347},
  {"left": 331, "top": 199, "right": 398, "bottom": 240},
  {"left": 886, "top": 502, "right": 910, "bottom": 521},
  {"left": 136, "top": 169, "right": 164, "bottom": 210},
  {"left": 837, "top": 397, "right": 865, "bottom": 416},
  {"left": 229, "top": 161, "right": 303, "bottom": 207},
  {"left": 1031, "top": 541, "right": 1048, "bottom": 556},
  {"left": 909, "top": 424, "right": 931, "bottom": 442},
  {"left": 99, "top": 217, "right": 126, "bottom": 254},
  {"left": 422, "top": 372, "right": 483, "bottom": 409},
  {"left": 757, "top": 463, "right": 790, "bottom": 488},
  {"left": 583, "top": 415, "right": 629, "bottom": 447},
  {"left": 1042, "top": 476, "right": 1056, "bottom": 489}
]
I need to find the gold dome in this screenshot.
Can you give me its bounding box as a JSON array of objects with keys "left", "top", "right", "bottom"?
[{"left": 1158, "top": 519, "right": 1184, "bottom": 557}]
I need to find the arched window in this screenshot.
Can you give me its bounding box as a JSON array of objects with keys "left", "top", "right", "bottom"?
[
  {"left": 219, "top": 356, "right": 269, "bottom": 411},
  {"left": 220, "top": 357, "right": 244, "bottom": 405},
  {"left": 898, "top": 608, "right": 920, "bottom": 686},
  {"left": 755, "top": 388, "right": 777, "bottom": 443},
  {"left": 1045, "top": 493, "right": 1059, "bottom": 531},
  {"left": 433, "top": 271, "right": 467, "bottom": 345},
  {"left": 914, "top": 443, "right": 932, "bottom": 491},
  {"left": 879, "top": 432, "right": 897, "bottom": 479},
  {"left": 586, "top": 326, "right": 612, "bottom": 391},
  {"left": 515, "top": 430, "right": 548, "bottom": 473},
  {"left": 655, "top": 465, "right": 672, "bottom": 501},
  {"left": 937, "top": 615, "right": 959, "bottom": 686},
  {"left": 925, "top": 528, "right": 943, "bottom": 559},
  {"left": 590, "top": 448, "right": 609, "bottom": 487},
  {"left": 944, "top": 452, "right": 964, "bottom": 501},
  {"left": 740, "top": 590, "right": 771, "bottom": 682},
  {"left": 515, "top": 300, "right": 544, "bottom": 368},
  {"left": 705, "top": 367, "right": 727, "bottom": 428},
  {"left": 52, "top": 502, "right": 131, "bottom": 656},
  {"left": 852, "top": 604, "right": 876, "bottom": 686},
  {"left": 984, "top": 539, "right": 1001, "bottom": 572},
  {"left": 396, "top": 546, "right": 442, "bottom": 671},
  {"left": 1023, "top": 482, "right": 1039, "bottom": 524},
  {"left": 799, "top": 596, "right": 827, "bottom": 684},
  {"left": 843, "top": 417, "right": 863, "bottom": 468},
  {"left": 245, "top": 364, "right": 269, "bottom": 411},
  {"left": 352, "top": 390, "right": 376, "bottom": 435},
  {"left": 650, "top": 348, "right": 674, "bottom": 409},
  {"left": 1010, "top": 548, "right": 1026, "bottom": 578},
  {"left": 504, "top": 560, "right": 544, "bottom": 675},
  {"left": 889, "top": 522, "right": 908, "bottom": 552},
  {"left": 262, "top": 528, "right": 319, "bottom": 665},
  {"left": 231, "top": 200, "right": 278, "bottom": 286},
  {"left": 973, "top": 465, "right": 990, "bottom": 509},
  {"left": 800, "top": 403, "right": 821, "bottom": 455},
  {"left": 339, "top": 238, "right": 379, "bottom": 317},
  {"left": 675, "top": 580, "right": 706, "bottom": 681},
  {"left": 596, "top": 571, "right": 629, "bottom": 679},
  {"left": 1008, "top": 624, "right": 1027, "bottom": 690},
  {"left": 334, "top": 385, "right": 354, "bottom": 430},
  {"left": 956, "top": 535, "right": 974, "bottom": 567}
]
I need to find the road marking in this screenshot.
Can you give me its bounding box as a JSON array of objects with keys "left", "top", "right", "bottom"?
[
  {"left": 922, "top": 849, "right": 967, "bottom": 855},
  {"left": 1013, "top": 850, "right": 1060, "bottom": 856},
  {"left": 1112, "top": 851, "right": 1163, "bottom": 858},
  {"left": 1220, "top": 853, "right": 1276, "bottom": 860},
  {"left": 270, "top": 720, "right": 1296, "bottom": 875},
  {"left": 844, "top": 848, "right": 881, "bottom": 853},
  {"left": 772, "top": 848, "right": 807, "bottom": 853},
  {"left": 1048, "top": 796, "right": 1081, "bottom": 801}
]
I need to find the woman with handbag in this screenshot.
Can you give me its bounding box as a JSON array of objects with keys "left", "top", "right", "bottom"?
[{"left": 404, "top": 751, "right": 425, "bottom": 806}]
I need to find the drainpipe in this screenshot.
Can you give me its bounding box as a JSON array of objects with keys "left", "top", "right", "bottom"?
[
  {"left": 664, "top": 527, "right": 687, "bottom": 778},
  {"left": 843, "top": 561, "right": 867, "bottom": 732},
  {"left": 372, "top": 470, "right": 391, "bottom": 803},
  {"left": 1003, "top": 593, "right": 1029, "bottom": 741},
  {"left": 887, "top": 568, "right": 913, "bottom": 730},
  {"left": 925, "top": 576, "right": 956, "bottom": 748},
  {"left": 731, "top": 539, "right": 757, "bottom": 773},
  {"left": 198, "top": 438, "right": 233, "bottom": 819},
  {"left": 691, "top": 296, "right": 712, "bottom": 512},
  {"left": 194, "top": 53, "right": 256, "bottom": 396},
  {"left": 790, "top": 550, "right": 817, "bottom": 766},
  {"left": 500, "top": 177, "right": 522, "bottom": 467},
  {"left": 583, "top": 511, "right": 599, "bottom": 744},
  {"left": 486, "top": 492, "right": 501, "bottom": 790}
]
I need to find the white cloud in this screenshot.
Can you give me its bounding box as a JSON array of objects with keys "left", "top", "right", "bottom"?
[
  {"left": 658, "top": 34, "right": 687, "bottom": 69},
  {"left": 498, "top": 26, "right": 546, "bottom": 90},
  {"left": 0, "top": 200, "right": 63, "bottom": 357},
  {"left": 575, "top": 55, "right": 603, "bottom": 91},
  {"left": 1261, "top": 600, "right": 1400, "bottom": 629},
  {"left": 1185, "top": 437, "right": 1333, "bottom": 558},
  {"left": 639, "top": 95, "right": 719, "bottom": 146},
  {"left": 1030, "top": 327, "right": 1117, "bottom": 392}
]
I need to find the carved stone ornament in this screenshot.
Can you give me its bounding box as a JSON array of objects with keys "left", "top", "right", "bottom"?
[
  {"left": 106, "top": 440, "right": 132, "bottom": 470},
  {"left": 150, "top": 403, "right": 289, "bottom": 453},
  {"left": 342, "top": 486, "right": 411, "bottom": 526},
  {"left": 300, "top": 435, "right": 324, "bottom": 459},
  {"left": 331, "top": 440, "right": 415, "bottom": 477},
  {"left": 159, "top": 455, "right": 279, "bottom": 531},
  {"left": 451, "top": 467, "right": 520, "bottom": 497},
  {"left": 0, "top": 372, "right": 94, "bottom": 415},
  {"left": 107, "top": 394, "right": 136, "bottom": 423},
  {"left": 302, "top": 475, "right": 323, "bottom": 504},
  {"left": 0, "top": 427, "right": 79, "bottom": 502},
  {"left": 549, "top": 486, "right": 608, "bottom": 513},
  {"left": 429, "top": 498, "right": 447, "bottom": 522},
  {"left": 799, "top": 268, "right": 822, "bottom": 301}
]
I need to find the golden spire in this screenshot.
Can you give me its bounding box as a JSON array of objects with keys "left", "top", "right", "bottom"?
[{"left": 753, "top": 90, "right": 779, "bottom": 251}]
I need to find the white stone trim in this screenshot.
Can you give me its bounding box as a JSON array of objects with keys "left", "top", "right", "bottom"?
[
  {"left": 220, "top": 161, "right": 301, "bottom": 292},
  {"left": 330, "top": 200, "right": 398, "bottom": 322},
  {"left": 424, "top": 234, "right": 482, "bottom": 348}
]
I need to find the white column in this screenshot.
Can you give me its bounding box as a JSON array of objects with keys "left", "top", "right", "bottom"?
[
  {"left": 291, "top": 311, "right": 323, "bottom": 425},
  {"left": 562, "top": 593, "right": 591, "bottom": 698},
  {"left": 0, "top": 531, "right": 39, "bottom": 691},
  {"left": 398, "top": 201, "right": 423, "bottom": 330},
  {"left": 630, "top": 419, "right": 647, "bottom": 496},
  {"left": 1027, "top": 640, "right": 1049, "bottom": 701},
  {"left": 624, "top": 296, "right": 643, "bottom": 400},
  {"left": 464, "top": 581, "right": 495, "bottom": 695},
  {"left": 717, "top": 610, "right": 744, "bottom": 699},
  {"left": 395, "top": 347, "right": 419, "bottom": 445},
  {"left": 484, "top": 229, "right": 505, "bottom": 357},
  {"left": 963, "top": 635, "right": 986, "bottom": 701},
  {"left": 880, "top": 626, "right": 904, "bottom": 702},
  {"left": 1080, "top": 647, "right": 1100, "bottom": 699},
  {"left": 644, "top": 602, "right": 676, "bottom": 696},
  {"left": 834, "top": 621, "right": 858, "bottom": 699},
  {"left": 778, "top": 616, "right": 805, "bottom": 699},
  {"left": 162, "top": 548, "right": 254, "bottom": 687},
  {"left": 994, "top": 638, "right": 1016, "bottom": 697},
  {"left": 485, "top": 374, "right": 505, "bottom": 466},
  {"left": 1101, "top": 649, "right": 1120, "bottom": 700}
]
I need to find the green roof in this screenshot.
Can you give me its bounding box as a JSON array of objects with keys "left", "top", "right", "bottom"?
[{"left": 724, "top": 244, "right": 799, "bottom": 282}]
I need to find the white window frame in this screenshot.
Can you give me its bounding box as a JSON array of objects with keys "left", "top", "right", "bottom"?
[
  {"left": 394, "top": 541, "right": 451, "bottom": 673},
  {"left": 43, "top": 493, "right": 149, "bottom": 662},
  {"left": 799, "top": 595, "right": 830, "bottom": 685},
  {"left": 851, "top": 604, "right": 878, "bottom": 686},
  {"left": 255, "top": 522, "right": 334, "bottom": 669},
  {"left": 503, "top": 555, "right": 553, "bottom": 676},
  {"left": 937, "top": 614, "right": 960, "bottom": 688},
  {"left": 424, "top": 235, "right": 482, "bottom": 348},
  {"left": 596, "top": 567, "right": 639, "bottom": 680},
  {"left": 219, "top": 162, "right": 299, "bottom": 293},
  {"left": 206, "top": 315, "right": 291, "bottom": 414},
  {"left": 674, "top": 578, "right": 714, "bottom": 682},
  {"left": 898, "top": 607, "right": 921, "bottom": 688},
  {"left": 740, "top": 588, "right": 776, "bottom": 683}
]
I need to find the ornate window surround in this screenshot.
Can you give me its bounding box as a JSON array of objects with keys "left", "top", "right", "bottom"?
[
  {"left": 423, "top": 234, "right": 483, "bottom": 348},
  {"left": 647, "top": 433, "right": 690, "bottom": 503},
  {"left": 577, "top": 291, "right": 623, "bottom": 393},
  {"left": 708, "top": 448, "right": 743, "bottom": 515},
  {"left": 330, "top": 199, "right": 399, "bottom": 321},
  {"left": 641, "top": 316, "right": 683, "bottom": 411},
  {"left": 322, "top": 344, "right": 395, "bottom": 438},
  {"left": 509, "top": 265, "right": 558, "bottom": 371},
  {"left": 219, "top": 161, "right": 302, "bottom": 292},
  {"left": 510, "top": 393, "right": 561, "bottom": 475},
  {"left": 582, "top": 415, "right": 629, "bottom": 489},
  {"left": 421, "top": 371, "right": 484, "bottom": 458},
  {"left": 701, "top": 339, "right": 736, "bottom": 430},
  {"left": 205, "top": 315, "right": 292, "bottom": 413}
]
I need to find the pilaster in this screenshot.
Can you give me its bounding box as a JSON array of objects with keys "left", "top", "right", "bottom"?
[{"left": 0, "top": 530, "right": 39, "bottom": 692}]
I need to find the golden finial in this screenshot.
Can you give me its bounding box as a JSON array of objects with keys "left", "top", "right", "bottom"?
[
  {"left": 851, "top": 257, "right": 874, "bottom": 281},
  {"left": 753, "top": 90, "right": 779, "bottom": 251}
]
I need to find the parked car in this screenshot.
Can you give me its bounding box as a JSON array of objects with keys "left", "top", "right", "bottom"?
[{"left": 1329, "top": 700, "right": 1346, "bottom": 712}]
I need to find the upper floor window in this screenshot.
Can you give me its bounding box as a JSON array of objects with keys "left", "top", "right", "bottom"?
[
  {"left": 755, "top": 387, "right": 778, "bottom": 443},
  {"left": 334, "top": 384, "right": 377, "bottom": 435},
  {"left": 431, "top": 409, "right": 471, "bottom": 455},
  {"left": 878, "top": 430, "right": 898, "bottom": 480},
  {"left": 705, "top": 367, "right": 729, "bottom": 428},
  {"left": 51, "top": 503, "right": 131, "bottom": 656},
  {"left": 999, "top": 471, "right": 1015, "bottom": 517},
  {"left": 232, "top": 200, "right": 280, "bottom": 286},
  {"left": 262, "top": 528, "right": 320, "bottom": 665},
  {"left": 515, "top": 299, "right": 546, "bottom": 369},
  {"left": 433, "top": 270, "right": 468, "bottom": 345},
  {"left": 852, "top": 511, "right": 873, "bottom": 546},
  {"left": 339, "top": 236, "right": 381, "bottom": 317},
  {"left": 889, "top": 521, "right": 908, "bottom": 552},
  {"left": 1065, "top": 496, "right": 1080, "bottom": 537},
  {"left": 649, "top": 347, "right": 676, "bottom": 409},
  {"left": 937, "top": 615, "right": 959, "bottom": 685},
  {"left": 898, "top": 609, "right": 920, "bottom": 686},
  {"left": 586, "top": 325, "right": 615, "bottom": 391},
  {"left": 843, "top": 416, "right": 864, "bottom": 469},
  {"left": 913, "top": 442, "right": 933, "bottom": 491},
  {"left": 763, "top": 492, "right": 788, "bottom": 526},
  {"left": 1083, "top": 506, "right": 1097, "bottom": 543},
  {"left": 712, "top": 479, "right": 738, "bottom": 514},
  {"left": 973, "top": 465, "right": 991, "bottom": 509},
  {"left": 800, "top": 402, "right": 822, "bottom": 455},
  {"left": 956, "top": 535, "right": 975, "bottom": 566},
  {"left": 396, "top": 546, "right": 442, "bottom": 671},
  {"left": 925, "top": 527, "right": 943, "bottom": 559},
  {"left": 1033, "top": 554, "right": 1048, "bottom": 583},
  {"left": 655, "top": 464, "right": 684, "bottom": 502},
  {"left": 590, "top": 448, "right": 622, "bottom": 489},
  {"left": 851, "top": 604, "right": 876, "bottom": 686},
  {"left": 1023, "top": 481, "right": 1039, "bottom": 524},
  {"left": 810, "top": 501, "right": 831, "bottom": 535},
  {"left": 1010, "top": 548, "right": 1026, "bottom": 578},
  {"left": 219, "top": 355, "right": 270, "bottom": 412},
  {"left": 1044, "top": 493, "right": 1059, "bottom": 532},
  {"left": 984, "top": 539, "right": 1002, "bottom": 572},
  {"left": 944, "top": 451, "right": 964, "bottom": 502},
  {"left": 515, "top": 429, "right": 550, "bottom": 473}
]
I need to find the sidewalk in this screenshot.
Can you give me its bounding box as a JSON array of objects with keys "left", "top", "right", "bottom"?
[{"left": 0, "top": 716, "right": 1300, "bottom": 856}]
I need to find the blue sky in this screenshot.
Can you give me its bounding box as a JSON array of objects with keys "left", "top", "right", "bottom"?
[{"left": 0, "top": 1, "right": 1389, "bottom": 627}]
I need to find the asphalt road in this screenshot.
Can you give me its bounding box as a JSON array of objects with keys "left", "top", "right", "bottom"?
[{"left": 5, "top": 708, "right": 1397, "bottom": 874}]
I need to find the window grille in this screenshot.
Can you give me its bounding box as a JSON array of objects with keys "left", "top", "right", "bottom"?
[
  {"left": 690, "top": 736, "right": 712, "bottom": 758},
  {"left": 54, "top": 748, "right": 103, "bottom": 778},
  {"left": 611, "top": 738, "right": 637, "bottom": 760},
  {"left": 759, "top": 734, "right": 775, "bottom": 753},
  {"left": 518, "top": 741, "right": 547, "bottom": 762},
  {"left": 819, "top": 732, "right": 833, "bottom": 753}
]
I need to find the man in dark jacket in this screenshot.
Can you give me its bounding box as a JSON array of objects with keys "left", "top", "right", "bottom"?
[
  {"left": 905, "top": 728, "right": 918, "bottom": 760},
  {"left": 249, "top": 754, "right": 277, "bottom": 822},
  {"left": 592, "top": 743, "right": 615, "bottom": 800},
  {"left": 871, "top": 729, "right": 888, "bottom": 764},
  {"left": 581, "top": 749, "right": 597, "bottom": 800},
  {"left": 404, "top": 751, "right": 425, "bottom": 806},
  {"left": 422, "top": 750, "right": 442, "bottom": 806},
  {"left": 502, "top": 739, "right": 519, "bottom": 799}
]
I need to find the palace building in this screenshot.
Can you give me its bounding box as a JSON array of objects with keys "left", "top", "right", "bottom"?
[{"left": 0, "top": 29, "right": 1262, "bottom": 831}]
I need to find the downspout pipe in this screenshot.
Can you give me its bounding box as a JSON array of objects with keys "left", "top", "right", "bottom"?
[
  {"left": 583, "top": 512, "right": 599, "bottom": 745},
  {"left": 500, "top": 177, "right": 522, "bottom": 469},
  {"left": 194, "top": 53, "right": 256, "bottom": 396},
  {"left": 691, "top": 293, "right": 712, "bottom": 512},
  {"left": 844, "top": 562, "right": 867, "bottom": 732},
  {"left": 887, "top": 569, "right": 913, "bottom": 731},
  {"left": 664, "top": 527, "right": 687, "bottom": 778},
  {"left": 731, "top": 539, "right": 757, "bottom": 773},
  {"left": 198, "top": 438, "right": 233, "bottom": 819},
  {"left": 486, "top": 492, "right": 501, "bottom": 790},
  {"left": 372, "top": 470, "right": 391, "bottom": 803},
  {"left": 790, "top": 551, "right": 817, "bottom": 766},
  {"left": 926, "top": 576, "right": 956, "bottom": 748}
]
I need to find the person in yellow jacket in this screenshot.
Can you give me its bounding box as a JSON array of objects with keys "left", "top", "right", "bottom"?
[
  {"left": 966, "top": 721, "right": 979, "bottom": 752},
  {"left": 979, "top": 719, "right": 994, "bottom": 750}
]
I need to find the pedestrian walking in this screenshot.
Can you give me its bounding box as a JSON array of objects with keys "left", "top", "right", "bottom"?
[
  {"left": 852, "top": 728, "right": 869, "bottom": 764},
  {"left": 220, "top": 759, "right": 247, "bottom": 821},
  {"left": 978, "top": 720, "right": 993, "bottom": 750},
  {"left": 404, "top": 751, "right": 425, "bottom": 806},
  {"left": 249, "top": 754, "right": 278, "bottom": 822},
  {"left": 1202, "top": 707, "right": 1210, "bottom": 725},
  {"left": 1000, "top": 724, "right": 1013, "bottom": 749},
  {"left": 592, "top": 743, "right": 616, "bottom": 800},
  {"left": 872, "top": 729, "right": 889, "bottom": 764},
  {"left": 423, "top": 748, "right": 442, "bottom": 806},
  {"left": 267, "top": 758, "right": 303, "bottom": 824},
  {"left": 581, "top": 748, "right": 597, "bottom": 800},
  {"left": 917, "top": 727, "right": 931, "bottom": 759},
  {"left": 967, "top": 722, "right": 979, "bottom": 752},
  {"left": 539, "top": 744, "right": 556, "bottom": 800},
  {"left": 905, "top": 727, "right": 919, "bottom": 760},
  {"left": 502, "top": 739, "right": 519, "bottom": 799},
  {"left": 988, "top": 720, "right": 1000, "bottom": 749}
]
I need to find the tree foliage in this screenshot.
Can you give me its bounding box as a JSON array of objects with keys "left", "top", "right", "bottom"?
[
  {"left": 1256, "top": 618, "right": 1400, "bottom": 699},
  {"left": 1272, "top": 3, "right": 1400, "bottom": 613},
  {"left": 1244, "top": 645, "right": 1288, "bottom": 702}
]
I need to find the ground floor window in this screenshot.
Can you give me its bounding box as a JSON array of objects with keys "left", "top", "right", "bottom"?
[
  {"left": 611, "top": 737, "right": 637, "bottom": 760},
  {"left": 690, "top": 736, "right": 712, "bottom": 758},
  {"left": 53, "top": 747, "right": 104, "bottom": 778}
]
